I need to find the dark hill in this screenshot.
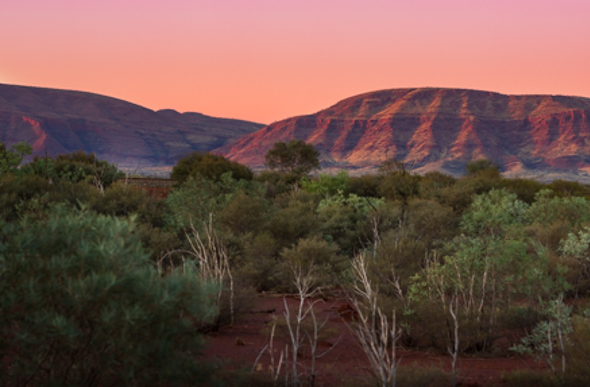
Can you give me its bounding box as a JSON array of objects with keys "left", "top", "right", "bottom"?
[{"left": 0, "top": 83, "right": 264, "bottom": 171}]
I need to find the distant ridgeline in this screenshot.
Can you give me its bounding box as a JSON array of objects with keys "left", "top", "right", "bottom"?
[
  {"left": 216, "top": 88, "right": 590, "bottom": 182},
  {"left": 0, "top": 83, "right": 264, "bottom": 173},
  {"left": 3, "top": 83, "right": 590, "bottom": 181}
]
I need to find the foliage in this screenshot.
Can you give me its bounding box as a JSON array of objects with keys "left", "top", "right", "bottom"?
[
  {"left": 0, "top": 141, "right": 32, "bottom": 175},
  {"left": 501, "top": 177, "right": 546, "bottom": 204},
  {"left": 238, "top": 232, "right": 281, "bottom": 291},
  {"left": 560, "top": 226, "right": 590, "bottom": 295},
  {"left": 0, "top": 205, "right": 217, "bottom": 386},
  {"left": 265, "top": 139, "right": 321, "bottom": 176},
  {"left": 171, "top": 151, "right": 253, "bottom": 183},
  {"left": 408, "top": 189, "right": 558, "bottom": 352},
  {"left": 378, "top": 159, "right": 421, "bottom": 203},
  {"left": 317, "top": 192, "right": 384, "bottom": 256},
  {"left": 279, "top": 235, "right": 345, "bottom": 291},
  {"left": 418, "top": 171, "right": 456, "bottom": 201},
  {"left": 465, "top": 158, "right": 502, "bottom": 178},
  {"left": 0, "top": 173, "right": 53, "bottom": 221},
  {"left": 266, "top": 191, "right": 320, "bottom": 248},
  {"left": 254, "top": 170, "right": 298, "bottom": 198},
  {"left": 441, "top": 173, "right": 503, "bottom": 213},
  {"left": 22, "top": 150, "right": 124, "bottom": 187},
  {"left": 511, "top": 295, "right": 572, "bottom": 376},
  {"left": 349, "top": 174, "right": 381, "bottom": 198},
  {"left": 217, "top": 190, "right": 269, "bottom": 236},
  {"left": 526, "top": 189, "right": 590, "bottom": 227},
  {"left": 547, "top": 179, "right": 590, "bottom": 198},
  {"left": 505, "top": 311, "right": 590, "bottom": 385},
  {"left": 6, "top": 137, "right": 590, "bottom": 380},
  {"left": 166, "top": 172, "right": 264, "bottom": 231},
  {"left": 301, "top": 170, "right": 350, "bottom": 197}
]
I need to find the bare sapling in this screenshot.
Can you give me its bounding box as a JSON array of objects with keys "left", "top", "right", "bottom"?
[
  {"left": 253, "top": 317, "right": 285, "bottom": 383},
  {"left": 254, "top": 261, "right": 337, "bottom": 386},
  {"left": 510, "top": 293, "right": 572, "bottom": 384},
  {"left": 555, "top": 293, "right": 567, "bottom": 384},
  {"left": 92, "top": 158, "right": 105, "bottom": 195},
  {"left": 185, "top": 214, "right": 235, "bottom": 325},
  {"left": 369, "top": 213, "right": 406, "bottom": 307},
  {"left": 349, "top": 252, "right": 402, "bottom": 387},
  {"left": 307, "top": 305, "right": 339, "bottom": 387},
  {"left": 283, "top": 261, "right": 336, "bottom": 386},
  {"left": 448, "top": 293, "right": 460, "bottom": 387}
]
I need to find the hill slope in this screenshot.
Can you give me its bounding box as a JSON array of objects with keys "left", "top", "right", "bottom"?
[
  {"left": 0, "top": 83, "right": 264, "bottom": 170},
  {"left": 216, "top": 88, "right": 590, "bottom": 179}
]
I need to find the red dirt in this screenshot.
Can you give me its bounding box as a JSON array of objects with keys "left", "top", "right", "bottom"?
[{"left": 204, "top": 296, "right": 545, "bottom": 386}]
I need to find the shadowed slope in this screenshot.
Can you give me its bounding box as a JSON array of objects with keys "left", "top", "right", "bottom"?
[{"left": 0, "top": 83, "right": 264, "bottom": 170}]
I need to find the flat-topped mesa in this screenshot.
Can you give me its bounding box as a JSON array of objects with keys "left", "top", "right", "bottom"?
[{"left": 215, "top": 88, "right": 590, "bottom": 179}]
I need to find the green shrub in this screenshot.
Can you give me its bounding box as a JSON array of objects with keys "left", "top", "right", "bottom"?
[
  {"left": 418, "top": 171, "right": 457, "bottom": 201},
  {"left": 267, "top": 191, "right": 320, "bottom": 248},
  {"left": 301, "top": 170, "right": 350, "bottom": 197},
  {"left": 0, "top": 205, "right": 217, "bottom": 386},
  {"left": 22, "top": 150, "right": 124, "bottom": 187},
  {"left": 279, "top": 235, "right": 345, "bottom": 291},
  {"left": 0, "top": 174, "right": 53, "bottom": 221},
  {"left": 316, "top": 192, "right": 378, "bottom": 256},
  {"left": 238, "top": 232, "right": 281, "bottom": 291},
  {"left": 465, "top": 158, "right": 502, "bottom": 178},
  {"left": 217, "top": 190, "right": 270, "bottom": 236},
  {"left": 90, "top": 181, "right": 147, "bottom": 216},
  {"left": 166, "top": 173, "right": 264, "bottom": 232},
  {"left": 265, "top": 139, "right": 320, "bottom": 176},
  {"left": 348, "top": 174, "right": 381, "bottom": 198},
  {"left": 0, "top": 141, "right": 32, "bottom": 175},
  {"left": 171, "top": 151, "right": 253, "bottom": 183}
]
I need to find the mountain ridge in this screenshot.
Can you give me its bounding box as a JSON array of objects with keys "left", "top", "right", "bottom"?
[
  {"left": 216, "top": 88, "right": 590, "bottom": 180},
  {"left": 0, "top": 83, "right": 264, "bottom": 172}
]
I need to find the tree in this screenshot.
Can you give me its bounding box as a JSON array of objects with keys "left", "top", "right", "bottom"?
[
  {"left": 0, "top": 141, "right": 32, "bottom": 175},
  {"left": 408, "top": 189, "right": 555, "bottom": 353},
  {"left": 378, "top": 160, "right": 421, "bottom": 203},
  {"left": 301, "top": 170, "right": 350, "bottom": 198},
  {"left": 21, "top": 150, "right": 124, "bottom": 188},
  {"left": 171, "top": 151, "right": 253, "bottom": 183},
  {"left": 265, "top": 140, "right": 321, "bottom": 176},
  {"left": 0, "top": 205, "right": 217, "bottom": 385},
  {"left": 465, "top": 158, "right": 501, "bottom": 178},
  {"left": 166, "top": 172, "right": 264, "bottom": 231}
]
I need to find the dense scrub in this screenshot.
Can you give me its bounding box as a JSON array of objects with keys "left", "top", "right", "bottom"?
[{"left": 2, "top": 141, "right": 590, "bottom": 384}]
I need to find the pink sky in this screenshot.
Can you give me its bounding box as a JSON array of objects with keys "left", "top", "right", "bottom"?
[{"left": 1, "top": 0, "right": 589, "bottom": 124}]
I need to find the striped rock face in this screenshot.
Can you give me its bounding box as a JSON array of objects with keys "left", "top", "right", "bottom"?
[{"left": 216, "top": 88, "right": 590, "bottom": 180}]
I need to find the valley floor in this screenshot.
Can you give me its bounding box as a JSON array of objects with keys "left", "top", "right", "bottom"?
[{"left": 204, "top": 296, "right": 544, "bottom": 386}]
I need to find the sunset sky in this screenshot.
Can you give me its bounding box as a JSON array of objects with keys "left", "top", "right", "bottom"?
[{"left": 1, "top": 0, "right": 589, "bottom": 124}]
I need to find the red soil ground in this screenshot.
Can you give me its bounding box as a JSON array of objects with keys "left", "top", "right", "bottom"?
[{"left": 204, "top": 296, "right": 544, "bottom": 386}]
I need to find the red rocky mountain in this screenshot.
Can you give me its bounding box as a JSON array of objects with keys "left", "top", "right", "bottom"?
[
  {"left": 0, "top": 83, "right": 263, "bottom": 172},
  {"left": 216, "top": 88, "right": 590, "bottom": 180}
]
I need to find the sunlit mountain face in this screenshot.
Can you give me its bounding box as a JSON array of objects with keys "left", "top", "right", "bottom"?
[{"left": 216, "top": 88, "right": 590, "bottom": 181}]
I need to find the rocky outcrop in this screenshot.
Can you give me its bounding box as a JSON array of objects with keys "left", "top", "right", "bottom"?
[{"left": 216, "top": 88, "right": 590, "bottom": 179}]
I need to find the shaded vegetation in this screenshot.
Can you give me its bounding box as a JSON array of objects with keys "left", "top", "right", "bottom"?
[{"left": 3, "top": 140, "right": 590, "bottom": 384}]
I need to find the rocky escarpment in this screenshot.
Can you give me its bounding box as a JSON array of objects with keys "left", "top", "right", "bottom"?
[
  {"left": 216, "top": 88, "right": 590, "bottom": 179},
  {"left": 0, "top": 83, "right": 263, "bottom": 170}
]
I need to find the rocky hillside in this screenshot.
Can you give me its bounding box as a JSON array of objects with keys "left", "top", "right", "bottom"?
[
  {"left": 216, "top": 88, "right": 590, "bottom": 180},
  {"left": 0, "top": 83, "right": 263, "bottom": 171}
]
